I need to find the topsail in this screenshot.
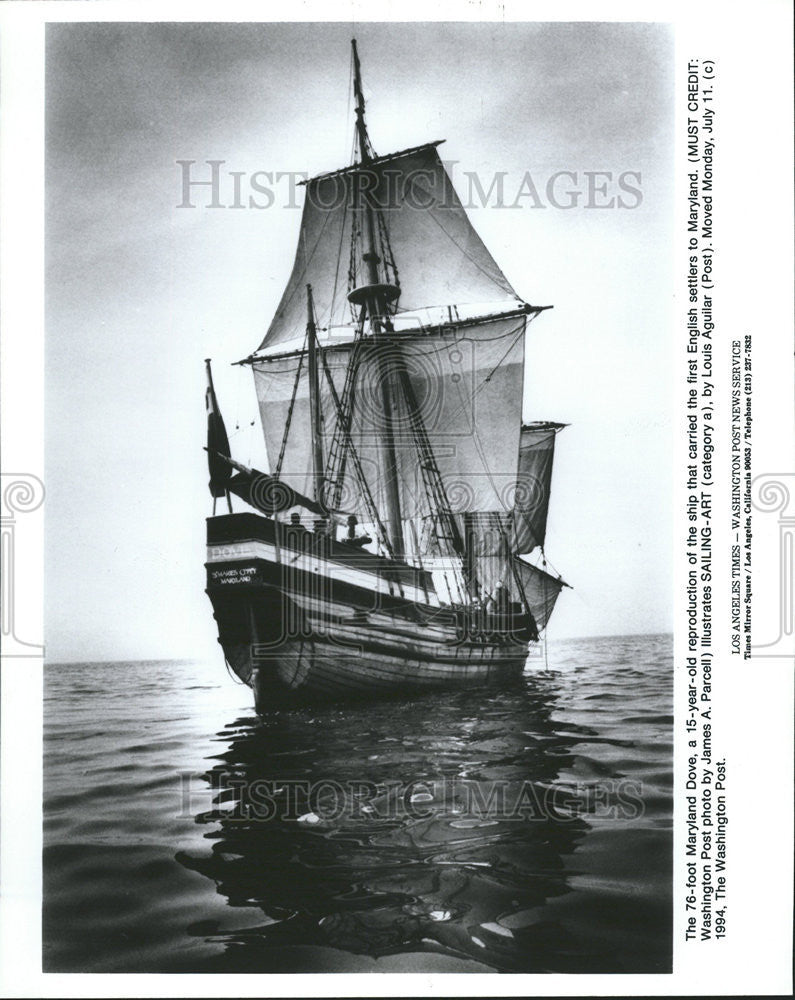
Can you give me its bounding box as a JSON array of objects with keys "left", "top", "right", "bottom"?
[{"left": 258, "top": 145, "right": 521, "bottom": 351}]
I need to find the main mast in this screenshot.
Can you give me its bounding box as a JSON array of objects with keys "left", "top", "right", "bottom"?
[
  {"left": 348, "top": 38, "right": 405, "bottom": 559},
  {"left": 246, "top": 40, "right": 552, "bottom": 606}
]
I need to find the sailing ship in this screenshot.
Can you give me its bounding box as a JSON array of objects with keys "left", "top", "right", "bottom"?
[{"left": 204, "top": 41, "right": 568, "bottom": 709}]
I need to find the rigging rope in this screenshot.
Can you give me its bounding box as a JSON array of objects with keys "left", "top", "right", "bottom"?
[
  {"left": 393, "top": 317, "right": 528, "bottom": 508},
  {"left": 316, "top": 335, "right": 395, "bottom": 560},
  {"left": 347, "top": 194, "right": 361, "bottom": 324},
  {"left": 273, "top": 333, "right": 307, "bottom": 479},
  {"left": 391, "top": 345, "right": 474, "bottom": 602},
  {"left": 375, "top": 207, "right": 399, "bottom": 298},
  {"left": 323, "top": 312, "right": 366, "bottom": 511},
  {"left": 327, "top": 191, "right": 351, "bottom": 335},
  {"left": 543, "top": 559, "right": 550, "bottom": 670}
]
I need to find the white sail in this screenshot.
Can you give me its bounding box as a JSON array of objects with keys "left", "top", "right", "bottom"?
[
  {"left": 252, "top": 312, "right": 526, "bottom": 521},
  {"left": 510, "top": 422, "right": 564, "bottom": 554},
  {"left": 258, "top": 144, "right": 521, "bottom": 351},
  {"left": 513, "top": 558, "right": 565, "bottom": 630},
  {"left": 470, "top": 553, "right": 564, "bottom": 629}
]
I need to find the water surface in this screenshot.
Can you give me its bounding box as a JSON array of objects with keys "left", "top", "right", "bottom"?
[{"left": 44, "top": 634, "right": 672, "bottom": 973}]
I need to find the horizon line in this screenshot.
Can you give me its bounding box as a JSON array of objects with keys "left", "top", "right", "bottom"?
[{"left": 43, "top": 631, "right": 674, "bottom": 667}]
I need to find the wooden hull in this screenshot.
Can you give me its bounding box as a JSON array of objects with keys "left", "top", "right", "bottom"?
[
  {"left": 206, "top": 513, "right": 535, "bottom": 709},
  {"left": 220, "top": 616, "right": 529, "bottom": 710}
]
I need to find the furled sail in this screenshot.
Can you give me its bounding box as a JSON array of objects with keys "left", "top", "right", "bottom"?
[
  {"left": 205, "top": 359, "right": 232, "bottom": 498},
  {"left": 258, "top": 145, "right": 521, "bottom": 350},
  {"left": 253, "top": 312, "right": 526, "bottom": 522}
]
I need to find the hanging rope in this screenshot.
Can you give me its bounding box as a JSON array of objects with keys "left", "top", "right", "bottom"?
[
  {"left": 273, "top": 333, "right": 307, "bottom": 479},
  {"left": 409, "top": 316, "right": 527, "bottom": 515},
  {"left": 391, "top": 345, "right": 473, "bottom": 603},
  {"left": 376, "top": 207, "right": 400, "bottom": 301},
  {"left": 323, "top": 313, "right": 366, "bottom": 511},
  {"left": 316, "top": 337, "right": 395, "bottom": 560},
  {"left": 541, "top": 549, "right": 550, "bottom": 671},
  {"left": 347, "top": 192, "right": 361, "bottom": 325},
  {"left": 327, "top": 189, "right": 351, "bottom": 335}
]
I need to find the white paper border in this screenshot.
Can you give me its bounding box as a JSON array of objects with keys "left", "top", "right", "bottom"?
[{"left": 0, "top": 1, "right": 792, "bottom": 996}]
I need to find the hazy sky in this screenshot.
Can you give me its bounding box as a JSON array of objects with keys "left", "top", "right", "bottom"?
[{"left": 45, "top": 20, "right": 673, "bottom": 661}]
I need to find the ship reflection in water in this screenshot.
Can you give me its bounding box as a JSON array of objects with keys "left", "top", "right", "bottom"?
[
  {"left": 43, "top": 635, "right": 672, "bottom": 973},
  {"left": 176, "top": 640, "right": 672, "bottom": 973}
]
